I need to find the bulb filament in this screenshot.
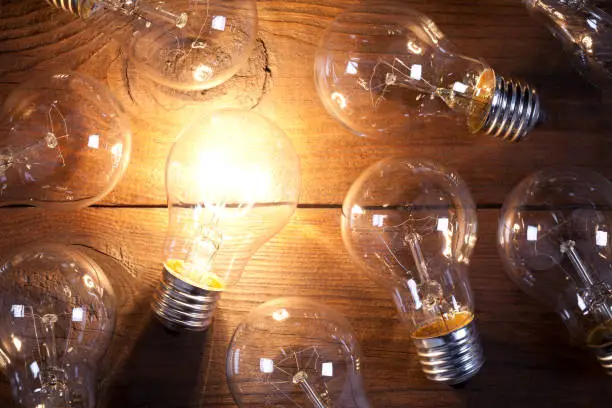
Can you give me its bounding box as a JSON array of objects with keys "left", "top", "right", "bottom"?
[
  {"left": 100, "top": 0, "right": 188, "bottom": 28},
  {"left": 292, "top": 370, "right": 330, "bottom": 408}
]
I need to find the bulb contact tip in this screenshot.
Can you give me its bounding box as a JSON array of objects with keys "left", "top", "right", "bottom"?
[
  {"left": 481, "top": 75, "right": 541, "bottom": 142},
  {"left": 412, "top": 320, "right": 485, "bottom": 385},
  {"left": 151, "top": 265, "right": 221, "bottom": 332}
]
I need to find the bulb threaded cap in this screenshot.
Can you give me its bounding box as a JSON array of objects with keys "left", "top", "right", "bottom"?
[
  {"left": 46, "top": 0, "right": 83, "bottom": 16},
  {"left": 481, "top": 75, "right": 541, "bottom": 142},
  {"left": 590, "top": 341, "right": 612, "bottom": 375},
  {"left": 151, "top": 265, "right": 221, "bottom": 332},
  {"left": 412, "top": 320, "right": 485, "bottom": 385}
]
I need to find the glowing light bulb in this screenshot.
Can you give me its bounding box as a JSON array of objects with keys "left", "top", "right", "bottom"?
[
  {"left": 227, "top": 297, "right": 370, "bottom": 408},
  {"left": 151, "top": 110, "right": 301, "bottom": 331},
  {"left": 499, "top": 167, "right": 612, "bottom": 374},
  {"left": 342, "top": 158, "right": 484, "bottom": 384},
  {"left": 315, "top": 3, "right": 541, "bottom": 142},
  {"left": 525, "top": 0, "right": 612, "bottom": 90},
  {"left": 47, "top": 0, "right": 258, "bottom": 91},
  {"left": 0, "top": 71, "right": 131, "bottom": 208},
  {"left": 0, "top": 244, "right": 116, "bottom": 408}
]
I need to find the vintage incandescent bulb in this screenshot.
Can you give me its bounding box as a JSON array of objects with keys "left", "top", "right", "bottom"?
[
  {"left": 227, "top": 297, "right": 370, "bottom": 408},
  {"left": 342, "top": 158, "right": 484, "bottom": 384},
  {"left": 151, "top": 110, "right": 301, "bottom": 332},
  {"left": 499, "top": 167, "right": 612, "bottom": 374},
  {"left": 47, "top": 0, "right": 258, "bottom": 91},
  {"left": 315, "top": 3, "right": 541, "bottom": 142},
  {"left": 0, "top": 71, "right": 131, "bottom": 208},
  {"left": 0, "top": 243, "right": 116, "bottom": 408},
  {"left": 525, "top": 0, "right": 612, "bottom": 90}
]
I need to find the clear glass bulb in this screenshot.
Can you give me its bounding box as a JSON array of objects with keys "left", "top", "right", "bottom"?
[
  {"left": 47, "top": 0, "right": 258, "bottom": 91},
  {"left": 525, "top": 0, "right": 612, "bottom": 90},
  {"left": 342, "top": 158, "right": 484, "bottom": 384},
  {"left": 315, "top": 3, "right": 541, "bottom": 142},
  {"left": 0, "top": 243, "right": 116, "bottom": 408},
  {"left": 227, "top": 297, "right": 370, "bottom": 408},
  {"left": 499, "top": 167, "right": 612, "bottom": 374},
  {"left": 151, "top": 110, "right": 301, "bottom": 331},
  {"left": 0, "top": 71, "right": 131, "bottom": 208}
]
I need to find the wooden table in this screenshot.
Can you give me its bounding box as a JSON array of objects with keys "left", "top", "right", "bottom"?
[{"left": 1, "top": 0, "right": 612, "bottom": 406}]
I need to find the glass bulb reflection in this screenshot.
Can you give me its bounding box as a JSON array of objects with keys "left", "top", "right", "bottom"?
[
  {"left": 151, "top": 110, "right": 301, "bottom": 331},
  {"left": 525, "top": 0, "right": 612, "bottom": 90},
  {"left": 315, "top": 3, "right": 540, "bottom": 142},
  {"left": 499, "top": 167, "right": 612, "bottom": 374},
  {"left": 0, "top": 244, "right": 116, "bottom": 408},
  {"left": 227, "top": 297, "right": 370, "bottom": 408},
  {"left": 0, "top": 71, "right": 131, "bottom": 208},
  {"left": 342, "top": 158, "right": 484, "bottom": 384},
  {"left": 47, "top": 0, "right": 258, "bottom": 91}
]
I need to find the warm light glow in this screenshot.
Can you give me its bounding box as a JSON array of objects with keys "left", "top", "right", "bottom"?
[
  {"left": 345, "top": 61, "right": 358, "bottom": 75},
  {"left": 111, "top": 143, "right": 123, "bottom": 169},
  {"left": 372, "top": 214, "right": 386, "bottom": 227},
  {"left": 581, "top": 34, "right": 594, "bottom": 54},
  {"left": 597, "top": 230, "right": 608, "bottom": 247},
  {"left": 272, "top": 308, "right": 290, "bottom": 321},
  {"left": 331, "top": 91, "right": 347, "bottom": 109},
  {"left": 452, "top": 82, "right": 468, "bottom": 93},
  {"left": 351, "top": 204, "right": 364, "bottom": 215}
]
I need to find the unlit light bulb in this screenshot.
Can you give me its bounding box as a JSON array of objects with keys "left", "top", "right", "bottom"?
[
  {"left": 342, "top": 158, "right": 484, "bottom": 384},
  {"left": 151, "top": 110, "right": 301, "bottom": 331},
  {"left": 47, "top": 0, "right": 258, "bottom": 91},
  {"left": 0, "top": 244, "right": 116, "bottom": 408},
  {"left": 227, "top": 297, "right": 370, "bottom": 408},
  {"left": 0, "top": 71, "right": 131, "bottom": 208},
  {"left": 315, "top": 3, "right": 541, "bottom": 142},
  {"left": 499, "top": 167, "right": 612, "bottom": 374},
  {"left": 525, "top": 0, "right": 612, "bottom": 90}
]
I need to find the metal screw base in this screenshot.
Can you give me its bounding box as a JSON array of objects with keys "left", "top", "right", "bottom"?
[
  {"left": 481, "top": 75, "right": 541, "bottom": 142},
  {"left": 590, "top": 341, "right": 612, "bottom": 375},
  {"left": 412, "top": 320, "right": 485, "bottom": 385},
  {"left": 46, "top": 0, "right": 86, "bottom": 16},
  {"left": 151, "top": 265, "right": 221, "bottom": 332}
]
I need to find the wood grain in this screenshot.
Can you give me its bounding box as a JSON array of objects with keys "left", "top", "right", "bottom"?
[
  {"left": 0, "top": 208, "right": 611, "bottom": 408},
  {"left": 1, "top": 0, "right": 611, "bottom": 206},
  {"left": 1, "top": 0, "right": 611, "bottom": 406}
]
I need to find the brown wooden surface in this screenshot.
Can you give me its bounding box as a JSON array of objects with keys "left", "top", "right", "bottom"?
[{"left": 1, "top": 0, "right": 611, "bottom": 407}]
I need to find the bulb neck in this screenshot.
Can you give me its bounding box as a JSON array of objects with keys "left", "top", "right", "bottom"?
[
  {"left": 412, "top": 319, "right": 485, "bottom": 385},
  {"left": 479, "top": 74, "right": 541, "bottom": 142},
  {"left": 151, "top": 265, "right": 221, "bottom": 332}
]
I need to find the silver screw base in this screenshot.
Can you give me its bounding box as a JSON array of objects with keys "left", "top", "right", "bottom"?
[
  {"left": 151, "top": 265, "right": 221, "bottom": 332},
  {"left": 46, "top": 0, "right": 84, "bottom": 16},
  {"left": 481, "top": 75, "right": 541, "bottom": 142},
  {"left": 590, "top": 341, "right": 612, "bottom": 375},
  {"left": 412, "top": 320, "right": 485, "bottom": 385}
]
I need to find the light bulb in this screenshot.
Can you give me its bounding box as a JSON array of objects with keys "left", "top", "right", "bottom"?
[
  {"left": 315, "top": 3, "right": 541, "bottom": 142},
  {"left": 0, "top": 71, "right": 131, "bottom": 208},
  {"left": 47, "top": 0, "right": 258, "bottom": 91},
  {"left": 499, "top": 167, "right": 612, "bottom": 374},
  {"left": 524, "top": 0, "right": 612, "bottom": 90},
  {"left": 342, "top": 158, "right": 484, "bottom": 384},
  {"left": 0, "top": 243, "right": 116, "bottom": 408},
  {"left": 151, "top": 110, "right": 301, "bottom": 331},
  {"left": 227, "top": 297, "right": 370, "bottom": 408}
]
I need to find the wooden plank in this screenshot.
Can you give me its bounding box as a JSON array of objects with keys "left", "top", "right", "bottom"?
[
  {"left": 0, "top": 207, "right": 610, "bottom": 407},
  {"left": 1, "top": 0, "right": 610, "bottom": 206}
]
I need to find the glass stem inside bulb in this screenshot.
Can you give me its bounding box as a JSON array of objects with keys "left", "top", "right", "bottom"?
[
  {"left": 405, "top": 232, "right": 431, "bottom": 281},
  {"left": 292, "top": 371, "right": 329, "bottom": 408},
  {"left": 41, "top": 314, "right": 59, "bottom": 370},
  {"left": 561, "top": 240, "right": 596, "bottom": 287},
  {"left": 99, "top": 0, "right": 188, "bottom": 28}
]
